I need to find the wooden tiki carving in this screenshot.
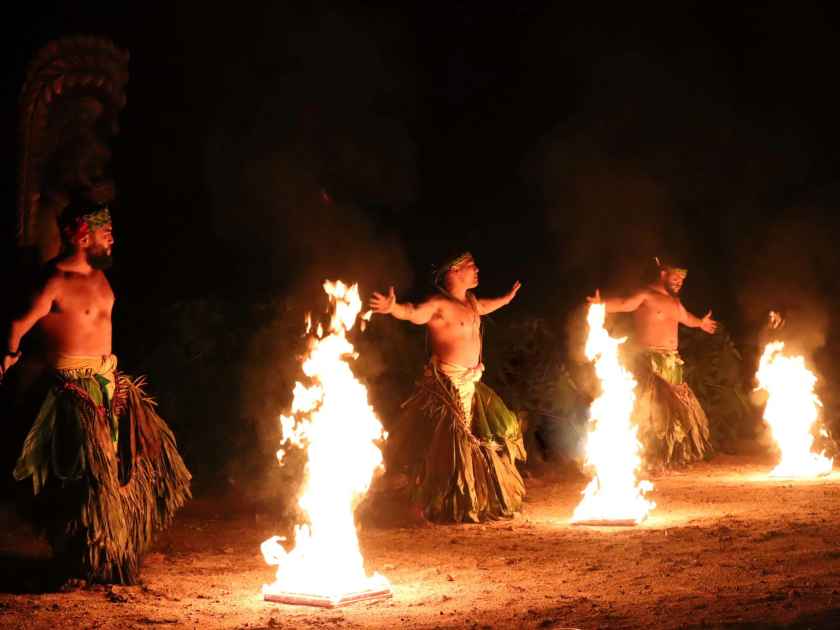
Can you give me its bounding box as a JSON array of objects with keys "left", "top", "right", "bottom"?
[{"left": 17, "top": 36, "right": 129, "bottom": 262}]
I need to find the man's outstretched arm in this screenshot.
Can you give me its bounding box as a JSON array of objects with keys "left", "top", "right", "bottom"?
[
  {"left": 679, "top": 304, "right": 717, "bottom": 334},
  {"left": 369, "top": 286, "right": 438, "bottom": 325},
  {"left": 476, "top": 281, "right": 521, "bottom": 315},
  {"left": 587, "top": 288, "right": 647, "bottom": 313},
  {"left": 1, "top": 276, "right": 59, "bottom": 375}
]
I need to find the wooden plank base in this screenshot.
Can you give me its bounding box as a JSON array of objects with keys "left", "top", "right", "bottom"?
[
  {"left": 264, "top": 587, "right": 392, "bottom": 608},
  {"left": 571, "top": 519, "right": 639, "bottom": 527}
]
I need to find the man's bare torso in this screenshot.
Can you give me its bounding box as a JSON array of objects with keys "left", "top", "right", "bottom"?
[
  {"left": 37, "top": 268, "right": 114, "bottom": 356},
  {"left": 427, "top": 294, "right": 482, "bottom": 367},
  {"left": 633, "top": 287, "right": 684, "bottom": 351}
]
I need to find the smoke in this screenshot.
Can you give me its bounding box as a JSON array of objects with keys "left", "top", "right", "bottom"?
[
  {"left": 203, "top": 119, "right": 417, "bottom": 502},
  {"left": 217, "top": 232, "right": 419, "bottom": 507},
  {"left": 518, "top": 42, "right": 840, "bottom": 457},
  {"left": 167, "top": 5, "right": 423, "bottom": 506},
  {"left": 734, "top": 210, "right": 836, "bottom": 356},
  {"left": 521, "top": 43, "right": 828, "bottom": 352},
  {"left": 732, "top": 206, "right": 840, "bottom": 447},
  {"left": 205, "top": 152, "right": 418, "bottom": 505}
]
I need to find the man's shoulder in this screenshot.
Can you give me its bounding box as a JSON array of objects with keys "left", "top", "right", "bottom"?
[
  {"left": 42, "top": 263, "right": 105, "bottom": 290},
  {"left": 628, "top": 286, "right": 654, "bottom": 303},
  {"left": 37, "top": 262, "right": 68, "bottom": 287},
  {"left": 44, "top": 264, "right": 85, "bottom": 287},
  {"left": 640, "top": 285, "right": 668, "bottom": 300},
  {"left": 420, "top": 293, "right": 454, "bottom": 320},
  {"left": 18, "top": 264, "right": 68, "bottom": 303},
  {"left": 421, "top": 292, "right": 448, "bottom": 306},
  {"left": 428, "top": 292, "right": 472, "bottom": 310}
]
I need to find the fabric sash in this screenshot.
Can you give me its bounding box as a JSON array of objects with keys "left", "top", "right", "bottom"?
[
  {"left": 50, "top": 353, "right": 118, "bottom": 402},
  {"left": 430, "top": 357, "right": 484, "bottom": 424}
]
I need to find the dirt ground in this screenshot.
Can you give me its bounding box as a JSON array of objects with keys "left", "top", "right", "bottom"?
[{"left": 2, "top": 454, "right": 840, "bottom": 629}]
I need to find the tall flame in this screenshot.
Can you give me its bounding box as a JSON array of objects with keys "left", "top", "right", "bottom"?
[
  {"left": 261, "top": 280, "right": 390, "bottom": 601},
  {"left": 756, "top": 341, "right": 833, "bottom": 478},
  {"left": 571, "top": 303, "right": 654, "bottom": 524}
]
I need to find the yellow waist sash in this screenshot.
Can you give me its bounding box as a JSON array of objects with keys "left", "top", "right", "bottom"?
[{"left": 49, "top": 353, "right": 118, "bottom": 402}]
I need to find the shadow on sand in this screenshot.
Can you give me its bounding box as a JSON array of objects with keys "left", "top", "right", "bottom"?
[
  {"left": 692, "top": 608, "right": 840, "bottom": 630},
  {"left": 0, "top": 501, "right": 63, "bottom": 593},
  {"left": 0, "top": 552, "right": 60, "bottom": 593}
]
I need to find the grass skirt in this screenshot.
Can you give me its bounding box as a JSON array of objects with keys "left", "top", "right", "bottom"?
[
  {"left": 389, "top": 362, "right": 526, "bottom": 523},
  {"left": 633, "top": 350, "right": 712, "bottom": 468},
  {"left": 12, "top": 368, "right": 191, "bottom": 584}
]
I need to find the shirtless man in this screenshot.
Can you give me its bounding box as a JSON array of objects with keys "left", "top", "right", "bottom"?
[
  {"left": 588, "top": 260, "right": 716, "bottom": 467},
  {"left": 588, "top": 265, "right": 717, "bottom": 349},
  {"left": 2, "top": 207, "right": 114, "bottom": 375},
  {"left": 370, "top": 254, "right": 520, "bottom": 366},
  {"left": 2, "top": 200, "right": 190, "bottom": 584},
  {"left": 369, "top": 252, "right": 526, "bottom": 523}
]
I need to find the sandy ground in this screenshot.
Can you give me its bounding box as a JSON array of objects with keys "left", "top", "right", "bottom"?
[{"left": 2, "top": 454, "right": 840, "bottom": 629}]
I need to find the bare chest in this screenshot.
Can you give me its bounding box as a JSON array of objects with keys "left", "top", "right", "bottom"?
[
  {"left": 54, "top": 273, "right": 114, "bottom": 318},
  {"left": 438, "top": 300, "right": 480, "bottom": 333},
  {"left": 639, "top": 293, "right": 681, "bottom": 323}
]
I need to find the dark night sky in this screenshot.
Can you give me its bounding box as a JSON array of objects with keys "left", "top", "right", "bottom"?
[{"left": 4, "top": 1, "right": 840, "bottom": 345}]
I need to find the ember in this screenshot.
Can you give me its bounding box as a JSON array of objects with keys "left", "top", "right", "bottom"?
[{"left": 261, "top": 280, "right": 391, "bottom": 606}]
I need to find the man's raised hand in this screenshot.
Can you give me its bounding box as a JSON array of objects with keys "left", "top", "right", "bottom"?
[
  {"left": 700, "top": 310, "right": 718, "bottom": 335},
  {"left": 586, "top": 289, "right": 602, "bottom": 305},
  {"left": 370, "top": 286, "right": 396, "bottom": 315},
  {"left": 507, "top": 280, "right": 522, "bottom": 303}
]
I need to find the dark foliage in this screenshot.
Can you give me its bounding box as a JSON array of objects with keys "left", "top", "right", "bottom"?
[
  {"left": 483, "top": 315, "right": 590, "bottom": 467},
  {"left": 680, "top": 325, "right": 759, "bottom": 454}
]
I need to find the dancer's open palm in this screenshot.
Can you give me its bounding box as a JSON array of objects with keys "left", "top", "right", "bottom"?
[
  {"left": 700, "top": 310, "right": 717, "bottom": 334},
  {"left": 370, "top": 286, "right": 396, "bottom": 314}
]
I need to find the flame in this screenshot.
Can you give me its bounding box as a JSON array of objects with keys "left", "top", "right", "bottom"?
[
  {"left": 756, "top": 341, "right": 833, "bottom": 478},
  {"left": 261, "top": 280, "right": 390, "bottom": 601},
  {"left": 571, "top": 303, "right": 654, "bottom": 524}
]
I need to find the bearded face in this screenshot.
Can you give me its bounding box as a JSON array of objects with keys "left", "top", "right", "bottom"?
[
  {"left": 87, "top": 245, "right": 113, "bottom": 270},
  {"left": 663, "top": 270, "right": 685, "bottom": 296},
  {"left": 85, "top": 224, "right": 114, "bottom": 269}
]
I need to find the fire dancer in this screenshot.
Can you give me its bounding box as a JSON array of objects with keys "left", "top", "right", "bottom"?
[
  {"left": 369, "top": 252, "right": 526, "bottom": 523},
  {"left": 1, "top": 200, "right": 191, "bottom": 585},
  {"left": 588, "top": 258, "right": 716, "bottom": 468}
]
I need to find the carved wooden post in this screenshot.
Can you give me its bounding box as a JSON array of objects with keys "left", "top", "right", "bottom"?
[{"left": 17, "top": 36, "right": 129, "bottom": 263}]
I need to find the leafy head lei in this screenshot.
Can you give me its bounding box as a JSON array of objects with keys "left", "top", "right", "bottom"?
[
  {"left": 654, "top": 256, "right": 687, "bottom": 279},
  {"left": 59, "top": 201, "right": 112, "bottom": 243}
]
